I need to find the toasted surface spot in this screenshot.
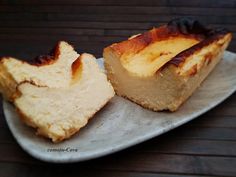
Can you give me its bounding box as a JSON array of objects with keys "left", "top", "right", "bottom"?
[
  {"left": 120, "top": 37, "right": 200, "bottom": 77},
  {"left": 0, "top": 41, "right": 79, "bottom": 101}
]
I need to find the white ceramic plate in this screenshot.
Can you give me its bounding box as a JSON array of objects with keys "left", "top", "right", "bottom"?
[{"left": 3, "top": 51, "right": 236, "bottom": 163}]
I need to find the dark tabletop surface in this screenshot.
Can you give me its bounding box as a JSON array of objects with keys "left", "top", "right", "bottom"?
[{"left": 0, "top": 1, "right": 236, "bottom": 176}]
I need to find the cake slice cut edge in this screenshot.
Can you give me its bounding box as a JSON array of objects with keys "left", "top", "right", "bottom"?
[
  {"left": 14, "top": 53, "right": 115, "bottom": 142},
  {"left": 103, "top": 18, "right": 232, "bottom": 111}
]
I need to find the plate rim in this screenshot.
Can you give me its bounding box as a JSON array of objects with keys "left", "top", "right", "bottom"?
[{"left": 3, "top": 51, "right": 236, "bottom": 163}]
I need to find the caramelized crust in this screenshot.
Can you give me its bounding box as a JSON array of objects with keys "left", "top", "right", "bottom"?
[
  {"left": 104, "top": 18, "right": 232, "bottom": 76},
  {"left": 103, "top": 18, "right": 232, "bottom": 111},
  {"left": 71, "top": 55, "right": 84, "bottom": 83},
  {"left": 108, "top": 25, "right": 204, "bottom": 58},
  {"left": 0, "top": 41, "right": 79, "bottom": 101},
  {"left": 71, "top": 56, "right": 82, "bottom": 76},
  {"left": 0, "top": 41, "right": 73, "bottom": 67},
  {"left": 28, "top": 41, "right": 62, "bottom": 66},
  {"left": 168, "top": 28, "right": 231, "bottom": 66}
]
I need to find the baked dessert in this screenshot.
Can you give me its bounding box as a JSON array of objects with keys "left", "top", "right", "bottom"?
[
  {"left": 14, "top": 53, "right": 114, "bottom": 142},
  {"left": 103, "top": 18, "right": 232, "bottom": 111},
  {"left": 0, "top": 41, "right": 79, "bottom": 101},
  {"left": 0, "top": 42, "right": 115, "bottom": 142}
]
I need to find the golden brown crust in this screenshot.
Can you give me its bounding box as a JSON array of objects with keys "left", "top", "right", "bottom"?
[
  {"left": 71, "top": 56, "right": 82, "bottom": 76},
  {"left": 32, "top": 41, "right": 61, "bottom": 66},
  {"left": 106, "top": 25, "right": 203, "bottom": 58},
  {"left": 104, "top": 18, "right": 232, "bottom": 70},
  {"left": 0, "top": 41, "right": 73, "bottom": 67},
  {"left": 168, "top": 29, "right": 232, "bottom": 66},
  {"left": 104, "top": 18, "right": 232, "bottom": 112}
]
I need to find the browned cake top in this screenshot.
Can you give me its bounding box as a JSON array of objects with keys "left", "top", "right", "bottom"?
[
  {"left": 109, "top": 25, "right": 204, "bottom": 57},
  {"left": 104, "top": 18, "right": 231, "bottom": 77}
]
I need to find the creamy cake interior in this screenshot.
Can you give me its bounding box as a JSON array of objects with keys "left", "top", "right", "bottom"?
[{"left": 104, "top": 18, "right": 232, "bottom": 111}]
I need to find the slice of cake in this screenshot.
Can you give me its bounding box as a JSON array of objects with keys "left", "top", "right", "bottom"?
[
  {"left": 103, "top": 18, "right": 232, "bottom": 111},
  {"left": 0, "top": 41, "right": 79, "bottom": 101},
  {"left": 14, "top": 53, "right": 114, "bottom": 142}
]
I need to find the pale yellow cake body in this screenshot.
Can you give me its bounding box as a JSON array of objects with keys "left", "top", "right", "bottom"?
[
  {"left": 15, "top": 54, "right": 115, "bottom": 142},
  {"left": 0, "top": 42, "right": 115, "bottom": 142},
  {"left": 104, "top": 27, "right": 232, "bottom": 111}
]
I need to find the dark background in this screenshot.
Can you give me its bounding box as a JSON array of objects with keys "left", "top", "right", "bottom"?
[
  {"left": 0, "top": 1, "right": 236, "bottom": 177},
  {"left": 0, "top": 0, "right": 235, "bottom": 59}
]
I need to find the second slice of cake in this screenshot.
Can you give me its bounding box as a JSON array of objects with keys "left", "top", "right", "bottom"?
[
  {"left": 0, "top": 42, "right": 115, "bottom": 142},
  {"left": 103, "top": 18, "right": 232, "bottom": 111},
  {"left": 15, "top": 53, "right": 115, "bottom": 142}
]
